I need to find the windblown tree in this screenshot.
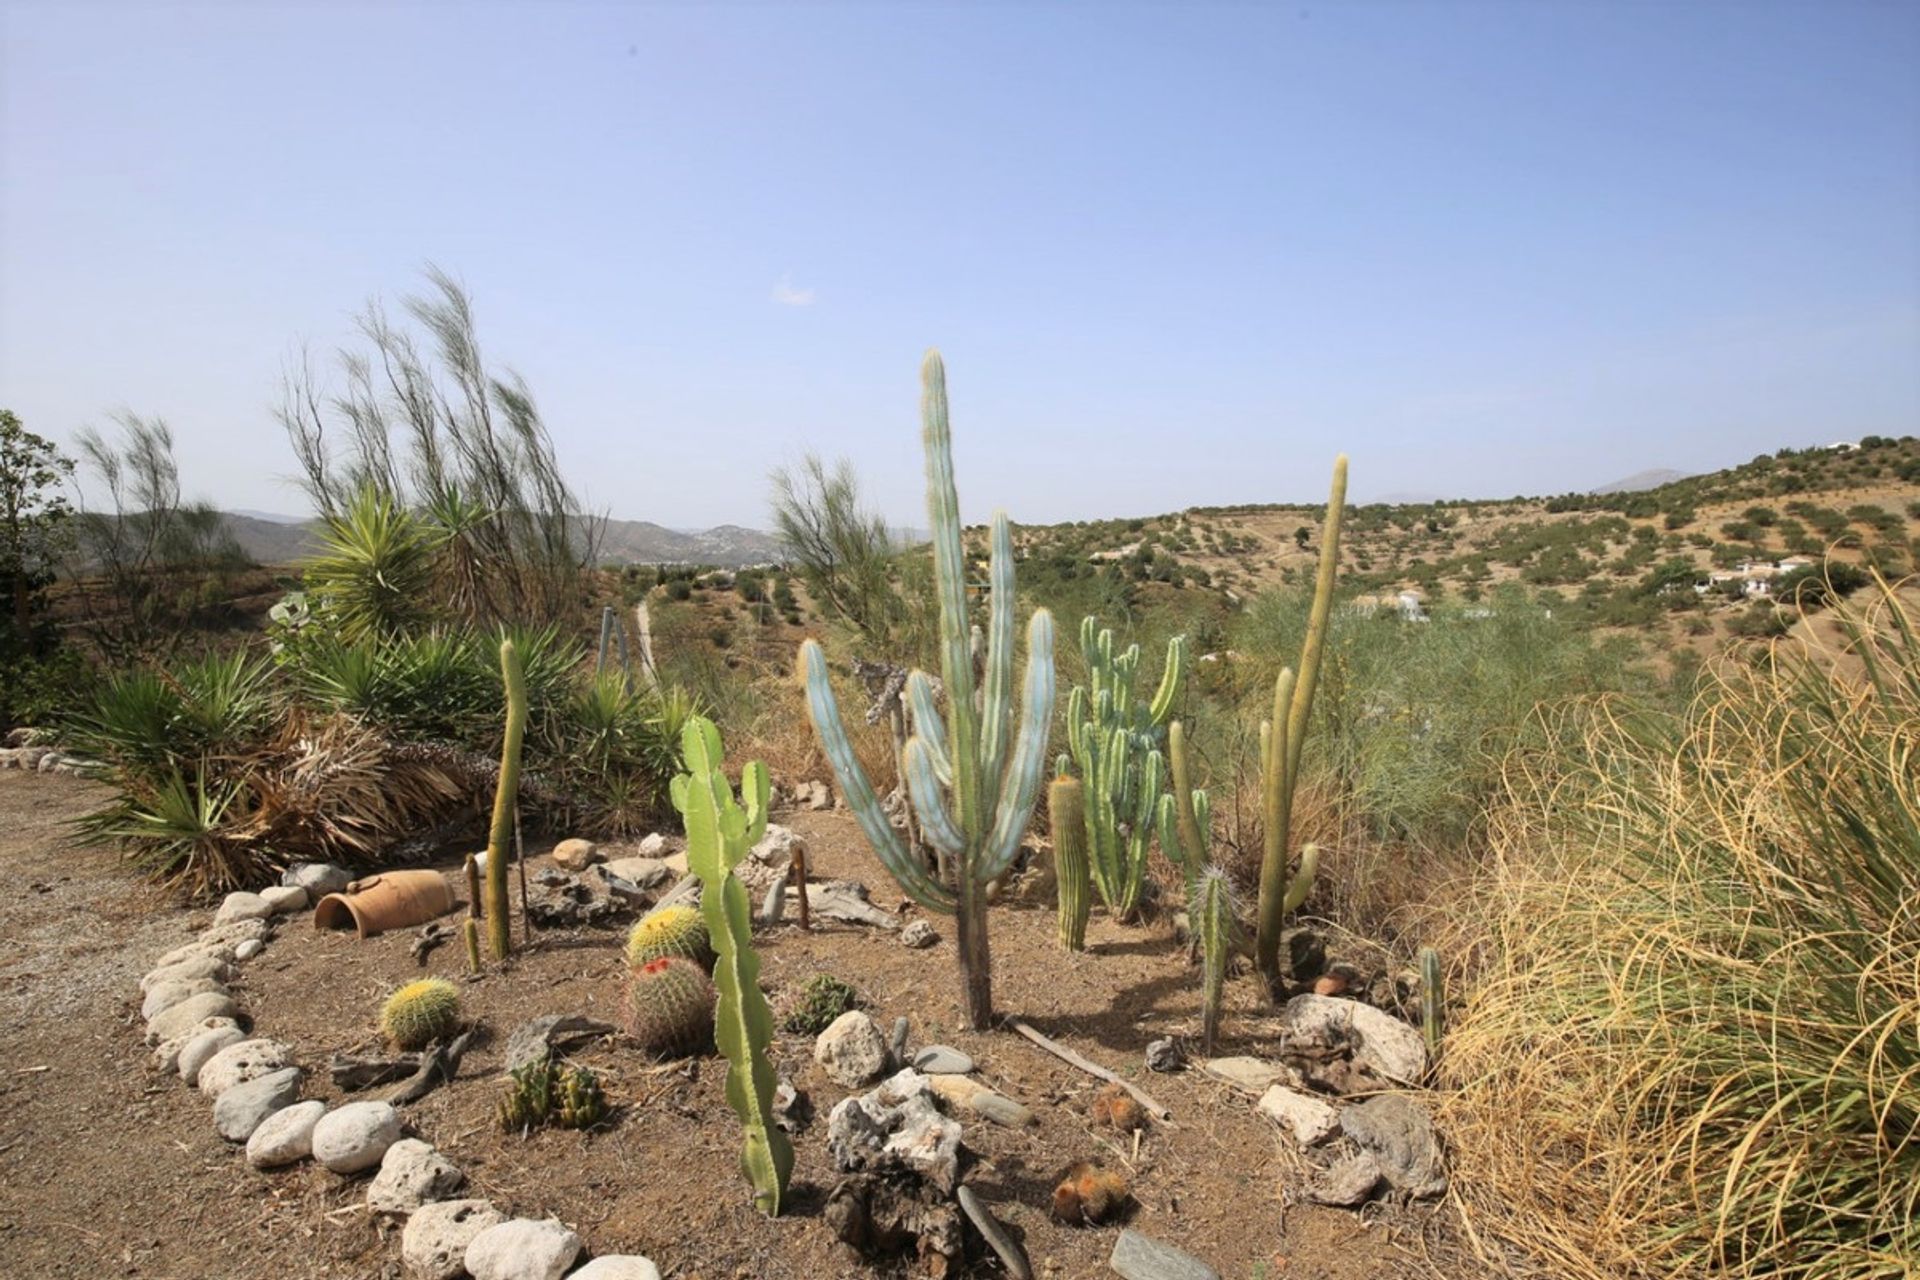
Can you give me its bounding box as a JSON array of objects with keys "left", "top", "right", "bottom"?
[
  {"left": 278, "top": 266, "right": 601, "bottom": 627},
  {"left": 0, "top": 410, "right": 74, "bottom": 640},
  {"left": 769, "top": 453, "right": 926, "bottom": 656}
]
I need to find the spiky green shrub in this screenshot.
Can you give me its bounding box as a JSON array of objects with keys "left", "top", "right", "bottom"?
[
  {"left": 1443, "top": 579, "right": 1920, "bottom": 1280},
  {"left": 303, "top": 486, "right": 437, "bottom": 644},
  {"left": 625, "top": 904, "right": 714, "bottom": 970},
  {"left": 781, "top": 974, "right": 859, "bottom": 1036},
  {"left": 378, "top": 977, "right": 461, "bottom": 1050},
  {"left": 620, "top": 955, "right": 716, "bottom": 1057}
]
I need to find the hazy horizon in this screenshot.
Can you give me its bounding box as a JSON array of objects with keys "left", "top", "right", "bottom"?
[{"left": 4, "top": 2, "right": 1916, "bottom": 528}]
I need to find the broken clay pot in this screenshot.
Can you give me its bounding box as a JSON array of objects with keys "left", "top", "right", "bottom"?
[{"left": 313, "top": 871, "right": 456, "bottom": 938}]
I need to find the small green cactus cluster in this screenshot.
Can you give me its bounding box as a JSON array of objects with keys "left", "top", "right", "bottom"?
[
  {"left": 621, "top": 955, "right": 716, "bottom": 1056},
  {"left": 780, "top": 974, "right": 859, "bottom": 1036},
  {"left": 625, "top": 903, "right": 715, "bottom": 970},
  {"left": 497, "top": 1059, "right": 607, "bottom": 1132},
  {"left": 378, "top": 978, "right": 462, "bottom": 1050}
]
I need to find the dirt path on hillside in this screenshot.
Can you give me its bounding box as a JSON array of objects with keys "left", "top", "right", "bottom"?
[{"left": 0, "top": 772, "right": 1475, "bottom": 1280}]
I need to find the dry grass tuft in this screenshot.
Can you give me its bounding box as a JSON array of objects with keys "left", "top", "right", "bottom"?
[{"left": 1441, "top": 579, "right": 1920, "bottom": 1280}]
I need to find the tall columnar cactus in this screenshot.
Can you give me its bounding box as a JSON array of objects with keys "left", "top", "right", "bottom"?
[
  {"left": 485, "top": 637, "right": 528, "bottom": 961},
  {"left": 672, "top": 715, "right": 794, "bottom": 1217},
  {"left": 801, "top": 350, "right": 1057, "bottom": 1030},
  {"left": 1419, "top": 946, "right": 1444, "bottom": 1059},
  {"left": 1253, "top": 456, "right": 1348, "bottom": 992},
  {"left": 1195, "top": 866, "right": 1234, "bottom": 1055},
  {"left": 1060, "top": 619, "right": 1187, "bottom": 920},
  {"left": 1051, "top": 776, "right": 1091, "bottom": 952}
]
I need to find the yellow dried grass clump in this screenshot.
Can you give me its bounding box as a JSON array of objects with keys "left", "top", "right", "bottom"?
[{"left": 1441, "top": 579, "right": 1920, "bottom": 1280}]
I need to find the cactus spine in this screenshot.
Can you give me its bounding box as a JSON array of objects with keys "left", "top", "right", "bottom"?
[
  {"left": 1060, "top": 619, "right": 1186, "bottom": 920},
  {"left": 1253, "top": 456, "right": 1347, "bottom": 993},
  {"left": 672, "top": 715, "right": 793, "bottom": 1217},
  {"left": 485, "top": 638, "right": 528, "bottom": 961},
  {"left": 1051, "top": 776, "right": 1091, "bottom": 951},
  {"left": 1419, "top": 946, "right": 1444, "bottom": 1058},
  {"left": 1195, "top": 867, "right": 1234, "bottom": 1055},
  {"left": 801, "top": 350, "right": 1057, "bottom": 1030}
]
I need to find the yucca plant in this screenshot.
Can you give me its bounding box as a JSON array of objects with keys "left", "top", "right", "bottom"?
[
  {"left": 303, "top": 485, "right": 437, "bottom": 644},
  {"left": 66, "top": 669, "right": 187, "bottom": 777},
  {"left": 1443, "top": 577, "right": 1920, "bottom": 1280},
  {"left": 76, "top": 766, "right": 256, "bottom": 894}
]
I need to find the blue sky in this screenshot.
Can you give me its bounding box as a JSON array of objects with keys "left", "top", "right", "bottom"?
[{"left": 3, "top": 1, "right": 1916, "bottom": 527}]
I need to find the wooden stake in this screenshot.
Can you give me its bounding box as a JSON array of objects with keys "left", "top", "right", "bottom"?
[
  {"left": 1007, "top": 1018, "right": 1172, "bottom": 1123},
  {"left": 792, "top": 845, "right": 811, "bottom": 930}
]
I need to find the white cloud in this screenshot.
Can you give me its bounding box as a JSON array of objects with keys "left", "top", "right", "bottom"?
[{"left": 771, "top": 274, "right": 815, "bottom": 307}]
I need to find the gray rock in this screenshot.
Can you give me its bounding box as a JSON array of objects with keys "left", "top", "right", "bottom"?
[
  {"left": 888, "top": 1016, "right": 910, "bottom": 1065},
  {"left": 800, "top": 880, "right": 897, "bottom": 929},
  {"left": 142, "top": 976, "right": 226, "bottom": 1021},
  {"left": 806, "top": 779, "right": 833, "bottom": 810},
  {"left": 312, "top": 1099, "right": 403, "bottom": 1174},
  {"left": 568, "top": 1259, "right": 664, "bottom": 1280},
  {"left": 463, "top": 1217, "right": 582, "bottom": 1280},
  {"left": 403, "top": 1199, "right": 505, "bottom": 1280},
  {"left": 233, "top": 938, "right": 264, "bottom": 961},
  {"left": 899, "top": 919, "right": 937, "bottom": 949},
  {"left": 1339, "top": 1093, "right": 1446, "bottom": 1197},
  {"left": 1278, "top": 994, "right": 1430, "bottom": 1086},
  {"left": 826, "top": 1069, "right": 963, "bottom": 1193},
  {"left": 283, "top": 861, "right": 353, "bottom": 898},
  {"left": 599, "top": 856, "right": 672, "bottom": 891},
  {"left": 152, "top": 1015, "right": 241, "bottom": 1073},
  {"left": 912, "top": 1045, "right": 972, "bottom": 1075},
  {"left": 146, "top": 991, "right": 242, "bottom": 1045},
  {"left": 815, "top": 1010, "right": 890, "bottom": 1087},
  {"left": 368, "top": 1138, "right": 466, "bottom": 1215},
  {"left": 214, "top": 891, "right": 274, "bottom": 924},
  {"left": 636, "top": 832, "right": 683, "bottom": 859},
  {"left": 1305, "top": 1152, "right": 1383, "bottom": 1207},
  {"left": 1257, "top": 1084, "right": 1340, "bottom": 1146},
  {"left": 140, "top": 952, "right": 231, "bottom": 992},
  {"left": 214, "top": 1066, "right": 303, "bottom": 1142},
  {"left": 503, "top": 1014, "right": 617, "bottom": 1073},
  {"left": 1108, "top": 1229, "right": 1221, "bottom": 1280},
  {"left": 246, "top": 1099, "right": 327, "bottom": 1168},
  {"left": 737, "top": 823, "right": 804, "bottom": 891},
  {"left": 1200, "top": 1055, "right": 1297, "bottom": 1095},
  {"left": 154, "top": 938, "right": 234, "bottom": 969},
  {"left": 550, "top": 837, "right": 601, "bottom": 871},
  {"left": 197, "top": 1038, "right": 293, "bottom": 1098},
  {"left": 758, "top": 876, "right": 786, "bottom": 927},
  {"left": 259, "top": 884, "right": 309, "bottom": 915},
  {"left": 1145, "top": 1037, "right": 1184, "bottom": 1072},
  {"left": 178, "top": 1024, "right": 249, "bottom": 1087}
]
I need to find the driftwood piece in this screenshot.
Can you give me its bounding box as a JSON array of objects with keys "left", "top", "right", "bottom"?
[
  {"left": 330, "top": 1052, "right": 421, "bottom": 1092},
  {"left": 387, "top": 1027, "right": 478, "bottom": 1105},
  {"left": 1007, "top": 1018, "right": 1172, "bottom": 1124},
  {"left": 409, "top": 922, "right": 454, "bottom": 965},
  {"left": 958, "top": 1185, "right": 1032, "bottom": 1280}
]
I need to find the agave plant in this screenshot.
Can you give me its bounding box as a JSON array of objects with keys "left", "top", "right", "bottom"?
[{"left": 303, "top": 485, "right": 437, "bottom": 644}]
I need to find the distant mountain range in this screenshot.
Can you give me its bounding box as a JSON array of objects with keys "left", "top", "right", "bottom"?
[
  {"left": 218, "top": 512, "right": 790, "bottom": 568},
  {"left": 1591, "top": 468, "right": 1693, "bottom": 495}
]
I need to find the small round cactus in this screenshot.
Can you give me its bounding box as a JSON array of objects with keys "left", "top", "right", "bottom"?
[
  {"left": 379, "top": 977, "right": 462, "bottom": 1050},
  {"left": 620, "top": 955, "right": 715, "bottom": 1057},
  {"left": 780, "top": 973, "right": 859, "bottom": 1036},
  {"left": 625, "top": 904, "right": 714, "bottom": 970}
]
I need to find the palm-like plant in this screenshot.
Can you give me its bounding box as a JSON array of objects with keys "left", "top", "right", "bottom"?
[{"left": 304, "top": 486, "right": 436, "bottom": 644}]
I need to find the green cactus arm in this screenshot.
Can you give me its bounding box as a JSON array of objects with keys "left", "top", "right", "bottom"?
[
  {"left": 1253, "top": 667, "right": 1299, "bottom": 978},
  {"left": 977, "top": 512, "right": 1017, "bottom": 813},
  {"left": 673, "top": 718, "right": 794, "bottom": 1216},
  {"left": 1192, "top": 789, "right": 1211, "bottom": 844},
  {"left": 740, "top": 760, "right": 770, "bottom": 848},
  {"left": 1284, "top": 455, "right": 1347, "bottom": 791},
  {"left": 904, "top": 736, "right": 966, "bottom": 860},
  {"left": 906, "top": 671, "right": 952, "bottom": 786},
  {"left": 921, "top": 349, "right": 984, "bottom": 848},
  {"left": 1165, "top": 721, "right": 1207, "bottom": 870},
  {"left": 1282, "top": 842, "right": 1318, "bottom": 914},
  {"left": 983, "top": 608, "right": 1056, "bottom": 880},
  {"left": 484, "top": 637, "right": 528, "bottom": 962},
  {"left": 800, "top": 640, "right": 956, "bottom": 913},
  {"left": 1147, "top": 635, "right": 1189, "bottom": 727},
  {"left": 1154, "top": 793, "right": 1180, "bottom": 876},
  {"left": 1064, "top": 684, "right": 1090, "bottom": 767}
]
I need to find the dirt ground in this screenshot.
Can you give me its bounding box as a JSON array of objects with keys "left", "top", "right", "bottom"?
[{"left": 0, "top": 770, "right": 1476, "bottom": 1280}]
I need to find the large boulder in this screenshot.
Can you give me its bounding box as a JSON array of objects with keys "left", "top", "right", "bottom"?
[
  {"left": 814, "top": 1010, "right": 890, "bottom": 1087},
  {"left": 463, "top": 1218, "right": 582, "bottom": 1280},
  {"left": 402, "top": 1199, "right": 505, "bottom": 1280},
  {"left": 213, "top": 1067, "right": 303, "bottom": 1142},
  {"left": 246, "top": 1099, "right": 327, "bottom": 1169},
  {"left": 312, "top": 1100, "right": 403, "bottom": 1174}
]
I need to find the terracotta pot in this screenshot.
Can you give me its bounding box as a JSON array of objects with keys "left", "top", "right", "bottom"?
[{"left": 313, "top": 870, "right": 456, "bottom": 938}]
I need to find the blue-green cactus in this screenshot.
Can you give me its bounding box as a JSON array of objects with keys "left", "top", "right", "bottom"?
[
  {"left": 1060, "top": 617, "right": 1186, "bottom": 920},
  {"left": 801, "top": 350, "right": 1057, "bottom": 1030}
]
